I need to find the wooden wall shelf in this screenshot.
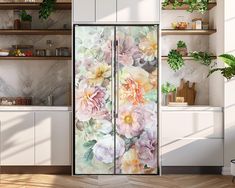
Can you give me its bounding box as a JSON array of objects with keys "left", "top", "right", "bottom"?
[
  {"left": 162, "top": 2, "right": 216, "bottom": 11},
  {"left": 0, "top": 29, "right": 71, "bottom": 35},
  {"left": 162, "top": 29, "right": 217, "bottom": 35},
  {"left": 0, "top": 56, "right": 71, "bottom": 60},
  {"left": 0, "top": 2, "right": 71, "bottom": 10},
  {"left": 161, "top": 56, "right": 217, "bottom": 60}
]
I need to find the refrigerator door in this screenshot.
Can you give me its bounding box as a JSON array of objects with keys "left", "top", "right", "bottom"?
[
  {"left": 115, "top": 26, "right": 158, "bottom": 174},
  {"left": 74, "top": 26, "right": 115, "bottom": 174}
]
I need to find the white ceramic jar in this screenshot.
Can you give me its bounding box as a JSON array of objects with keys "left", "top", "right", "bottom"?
[{"left": 231, "top": 160, "right": 235, "bottom": 183}]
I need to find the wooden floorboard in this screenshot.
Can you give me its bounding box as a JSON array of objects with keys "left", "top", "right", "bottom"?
[{"left": 0, "top": 175, "right": 234, "bottom": 188}]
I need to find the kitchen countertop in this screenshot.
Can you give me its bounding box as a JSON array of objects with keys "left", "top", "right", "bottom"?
[
  {"left": 161, "top": 105, "right": 223, "bottom": 112},
  {"left": 0, "top": 106, "right": 72, "bottom": 111}
]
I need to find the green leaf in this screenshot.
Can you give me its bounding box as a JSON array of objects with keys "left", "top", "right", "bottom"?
[
  {"left": 219, "top": 54, "right": 235, "bottom": 67},
  {"left": 190, "top": 51, "right": 213, "bottom": 66},
  {"left": 39, "top": 0, "right": 56, "bottom": 20},
  {"left": 167, "top": 49, "right": 184, "bottom": 71},
  {"left": 83, "top": 148, "right": 94, "bottom": 162},
  {"left": 83, "top": 140, "right": 97, "bottom": 148}
]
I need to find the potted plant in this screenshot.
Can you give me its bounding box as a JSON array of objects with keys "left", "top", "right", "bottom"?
[
  {"left": 190, "top": 51, "right": 213, "bottom": 66},
  {"left": 208, "top": 54, "right": 235, "bottom": 80},
  {"left": 177, "top": 40, "right": 188, "bottom": 56},
  {"left": 161, "top": 82, "right": 177, "bottom": 105},
  {"left": 19, "top": 10, "right": 32, "bottom": 30},
  {"left": 39, "top": 0, "right": 56, "bottom": 20},
  {"left": 167, "top": 49, "right": 185, "bottom": 71}
]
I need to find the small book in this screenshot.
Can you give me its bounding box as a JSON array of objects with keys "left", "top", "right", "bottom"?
[{"left": 168, "top": 102, "right": 188, "bottom": 107}]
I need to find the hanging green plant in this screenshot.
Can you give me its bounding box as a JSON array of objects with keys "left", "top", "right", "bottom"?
[
  {"left": 190, "top": 51, "right": 213, "bottom": 66},
  {"left": 162, "top": 0, "right": 209, "bottom": 14},
  {"left": 167, "top": 49, "right": 185, "bottom": 71},
  {"left": 161, "top": 82, "right": 177, "bottom": 94},
  {"left": 39, "top": 0, "right": 56, "bottom": 20},
  {"left": 208, "top": 54, "right": 235, "bottom": 80}
]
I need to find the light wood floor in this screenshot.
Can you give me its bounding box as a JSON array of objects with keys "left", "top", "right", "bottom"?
[{"left": 0, "top": 174, "right": 234, "bottom": 188}]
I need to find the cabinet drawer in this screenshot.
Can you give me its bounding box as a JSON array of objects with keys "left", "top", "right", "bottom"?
[
  {"left": 162, "top": 111, "right": 223, "bottom": 139},
  {"left": 161, "top": 139, "right": 223, "bottom": 166}
]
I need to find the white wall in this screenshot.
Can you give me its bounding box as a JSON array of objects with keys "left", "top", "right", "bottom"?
[{"left": 223, "top": 0, "right": 235, "bottom": 175}]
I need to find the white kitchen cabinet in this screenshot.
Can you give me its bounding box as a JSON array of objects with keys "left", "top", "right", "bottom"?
[
  {"left": 35, "top": 112, "right": 71, "bottom": 165},
  {"left": 117, "top": 0, "right": 160, "bottom": 22},
  {"left": 0, "top": 112, "right": 34, "bottom": 165},
  {"left": 162, "top": 111, "right": 223, "bottom": 140},
  {"left": 96, "top": 0, "right": 116, "bottom": 22},
  {"left": 162, "top": 139, "right": 223, "bottom": 166},
  {"left": 73, "top": 0, "right": 95, "bottom": 22}
]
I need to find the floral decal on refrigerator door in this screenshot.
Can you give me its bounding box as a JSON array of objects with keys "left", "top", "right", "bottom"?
[
  {"left": 75, "top": 26, "right": 115, "bottom": 174},
  {"left": 116, "top": 26, "right": 158, "bottom": 174}
]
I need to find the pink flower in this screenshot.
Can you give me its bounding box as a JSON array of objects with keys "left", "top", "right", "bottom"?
[
  {"left": 117, "top": 105, "right": 149, "bottom": 138},
  {"left": 76, "top": 82, "right": 109, "bottom": 121}
]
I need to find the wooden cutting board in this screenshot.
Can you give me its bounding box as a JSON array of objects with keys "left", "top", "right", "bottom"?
[{"left": 177, "top": 79, "right": 196, "bottom": 105}]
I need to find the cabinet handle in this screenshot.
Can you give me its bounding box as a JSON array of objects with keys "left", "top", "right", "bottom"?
[{"left": 115, "top": 40, "right": 119, "bottom": 118}]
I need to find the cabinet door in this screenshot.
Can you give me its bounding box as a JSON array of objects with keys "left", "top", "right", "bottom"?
[
  {"left": 73, "top": 0, "right": 95, "bottom": 22},
  {"left": 0, "top": 112, "right": 34, "bottom": 165},
  {"left": 35, "top": 112, "right": 71, "bottom": 165},
  {"left": 117, "top": 0, "right": 160, "bottom": 22},
  {"left": 96, "top": 0, "right": 116, "bottom": 21}
]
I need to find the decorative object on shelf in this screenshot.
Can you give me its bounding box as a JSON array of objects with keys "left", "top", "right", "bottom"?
[
  {"left": 161, "top": 82, "right": 177, "bottom": 105},
  {"left": 167, "top": 49, "right": 184, "bottom": 71},
  {"left": 177, "top": 79, "right": 196, "bottom": 105},
  {"left": 0, "top": 49, "right": 9, "bottom": 56},
  {"left": 19, "top": 10, "right": 32, "bottom": 30},
  {"left": 208, "top": 54, "right": 235, "bottom": 80},
  {"left": 11, "top": 45, "right": 34, "bottom": 57},
  {"left": 172, "top": 16, "right": 188, "bottom": 30},
  {"left": 190, "top": 51, "right": 213, "bottom": 66},
  {"left": 36, "top": 49, "right": 46, "bottom": 56},
  {"left": 168, "top": 102, "right": 188, "bottom": 106},
  {"left": 202, "top": 20, "right": 209, "bottom": 30},
  {"left": 192, "top": 18, "right": 203, "bottom": 30},
  {"left": 13, "top": 10, "right": 21, "bottom": 30},
  {"left": 39, "top": 0, "right": 56, "bottom": 20},
  {"left": 162, "top": 0, "right": 210, "bottom": 13},
  {"left": 0, "top": 97, "right": 32, "bottom": 106},
  {"left": 55, "top": 47, "right": 70, "bottom": 56},
  {"left": 177, "top": 40, "right": 188, "bottom": 56},
  {"left": 231, "top": 159, "right": 235, "bottom": 183},
  {"left": 46, "top": 40, "right": 54, "bottom": 56}
]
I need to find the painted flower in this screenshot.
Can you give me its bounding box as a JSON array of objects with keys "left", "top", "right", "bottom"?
[
  {"left": 93, "top": 135, "right": 125, "bottom": 164},
  {"left": 94, "top": 119, "right": 112, "bottom": 134},
  {"left": 136, "top": 128, "right": 157, "bottom": 168},
  {"left": 117, "top": 105, "right": 145, "bottom": 138},
  {"left": 117, "top": 33, "right": 138, "bottom": 66},
  {"left": 139, "top": 31, "right": 158, "bottom": 61},
  {"left": 120, "top": 66, "right": 153, "bottom": 105},
  {"left": 76, "top": 82, "right": 108, "bottom": 121},
  {"left": 121, "top": 148, "right": 143, "bottom": 174},
  {"left": 87, "top": 63, "right": 111, "bottom": 86}
]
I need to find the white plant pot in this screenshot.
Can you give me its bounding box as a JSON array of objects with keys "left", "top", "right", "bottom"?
[{"left": 231, "top": 160, "right": 235, "bottom": 176}]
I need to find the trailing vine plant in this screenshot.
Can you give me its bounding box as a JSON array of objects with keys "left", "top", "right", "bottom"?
[{"left": 39, "top": 0, "right": 56, "bottom": 20}]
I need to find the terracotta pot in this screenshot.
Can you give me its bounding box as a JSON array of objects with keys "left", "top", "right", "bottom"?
[
  {"left": 21, "top": 21, "right": 31, "bottom": 30},
  {"left": 177, "top": 47, "right": 188, "bottom": 56}
]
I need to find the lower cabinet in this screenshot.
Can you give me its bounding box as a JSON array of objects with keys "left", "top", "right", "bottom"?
[
  {"left": 0, "top": 111, "right": 71, "bottom": 166},
  {"left": 35, "top": 112, "right": 71, "bottom": 165},
  {"left": 0, "top": 112, "right": 34, "bottom": 165}
]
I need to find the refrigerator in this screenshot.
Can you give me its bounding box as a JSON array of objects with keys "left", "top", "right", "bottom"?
[{"left": 73, "top": 25, "right": 159, "bottom": 175}]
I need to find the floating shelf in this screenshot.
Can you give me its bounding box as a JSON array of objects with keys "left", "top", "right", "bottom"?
[
  {"left": 161, "top": 56, "right": 217, "bottom": 60},
  {"left": 162, "top": 2, "right": 216, "bottom": 11},
  {"left": 0, "top": 2, "right": 71, "bottom": 10},
  {"left": 0, "top": 56, "right": 71, "bottom": 60},
  {"left": 161, "top": 29, "right": 217, "bottom": 35},
  {"left": 0, "top": 29, "right": 71, "bottom": 35}
]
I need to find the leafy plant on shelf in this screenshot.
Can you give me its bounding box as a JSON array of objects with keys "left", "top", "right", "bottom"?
[
  {"left": 208, "top": 54, "right": 235, "bottom": 80},
  {"left": 162, "top": 0, "right": 209, "bottom": 13},
  {"left": 161, "top": 82, "right": 177, "bottom": 94},
  {"left": 39, "top": 0, "right": 56, "bottom": 20},
  {"left": 177, "top": 40, "right": 187, "bottom": 49},
  {"left": 19, "top": 10, "right": 32, "bottom": 22},
  {"left": 190, "top": 51, "right": 213, "bottom": 66},
  {"left": 167, "top": 49, "right": 184, "bottom": 71}
]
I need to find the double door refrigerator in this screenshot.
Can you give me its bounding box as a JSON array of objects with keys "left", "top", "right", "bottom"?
[{"left": 73, "top": 25, "right": 159, "bottom": 175}]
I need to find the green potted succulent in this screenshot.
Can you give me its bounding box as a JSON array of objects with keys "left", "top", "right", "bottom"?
[
  {"left": 162, "top": 0, "right": 209, "bottom": 13},
  {"left": 39, "top": 0, "right": 56, "bottom": 20},
  {"left": 167, "top": 49, "right": 185, "bottom": 71},
  {"left": 162, "top": 82, "right": 177, "bottom": 105},
  {"left": 208, "top": 54, "right": 235, "bottom": 80},
  {"left": 19, "top": 10, "right": 32, "bottom": 30},
  {"left": 177, "top": 40, "right": 188, "bottom": 56}
]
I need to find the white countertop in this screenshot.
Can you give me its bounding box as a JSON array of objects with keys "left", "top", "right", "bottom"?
[
  {"left": 0, "top": 106, "right": 72, "bottom": 111},
  {"left": 161, "top": 105, "right": 223, "bottom": 112}
]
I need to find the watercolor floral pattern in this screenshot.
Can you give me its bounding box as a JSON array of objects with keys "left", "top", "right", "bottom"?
[{"left": 75, "top": 26, "right": 158, "bottom": 174}]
